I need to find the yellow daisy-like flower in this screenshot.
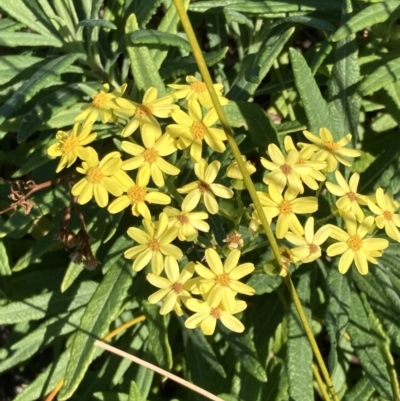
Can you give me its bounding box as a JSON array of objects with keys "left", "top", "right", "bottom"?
[
  {"left": 327, "top": 213, "right": 389, "bottom": 275},
  {"left": 147, "top": 257, "right": 194, "bottom": 316},
  {"left": 74, "top": 83, "right": 127, "bottom": 126},
  {"left": 226, "top": 156, "right": 256, "bottom": 180},
  {"left": 167, "top": 101, "right": 226, "bottom": 162},
  {"left": 71, "top": 148, "right": 123, "bottom": 208},
  {"left": 47, "top": 123, "right": 97, "bottom": 173},
  {"left": 163, "top": 206, "right": 210, "bottom": 241},
  {"left": 177, "top": 159, "right": 234, "bottom": 214},
  {"left": 124, "top": 213, "right": 183, "bottom": 275},
  {"left": 113, "top": 87, "right": 178, "bottom": 144},
  {"left": 195, "top": 248, "right": 255, "bottom": 313},
  {"left": 325, "top": 171, "right": 368, "bottom": 223},
  {"left": 185, "top": 297, "right": 247, "bottom": 335},
  {"left": 298, "top": 127, "right": 362, "bottom": 172},
  {"left": 285, "top": 217, "right": 331, "bottom": 263},
  {"left": 261, "top": 143, "right": 314, "bottom": 194},
  {"left": 108, "top": 169, "right": 171, "bottom": 219},
  {"left": 121, "top": 134, "right": 180, "bottom": 187},
  {"left": 283, "top": 136, "right": 327, "bottom": 190},
  {"left": 168, "top": 75, "right": 229, "bottom": 109},
  {"left": 368, "top": 188, "right": 400, "bottom": 242},
  {"left": 257, "top": 183, "right": 318, "bottom": 239}
]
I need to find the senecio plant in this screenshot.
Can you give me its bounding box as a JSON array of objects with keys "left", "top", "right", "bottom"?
[{"left": 1, "top": 1, "right": 400, "bottom": 401}]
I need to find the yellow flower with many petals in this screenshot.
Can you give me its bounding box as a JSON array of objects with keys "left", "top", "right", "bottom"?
[
  {"left": 368, "top": 188, "right": 400, "bottom": 242},
  {"left": 325, "top": 171, "right": 368, "bottom": 222},
  {"left": 108, "top": 169, "right": 171, "bottom": 219},
  {"left": 185, "top": 297, "right": 247, "bottom": 335},
  {"left": 121, "top": 134, "right": 180, "bottom": 187},
  {"left": 113, "top": 87, "right": 177, "bottom": 144},
  {"left": 163, "top": 206, "right": 209, "bottom": 241},
  {"left": 71, "top": 148, "right": 123, "bottom": 208},
  {"left": 124, "top": 213, "right": 183, "bottom": 275},
  {"left": 168, "top": 75, "right": 229, "bottom": 109},
  {"left": 167, "top": 101, "right": 226, "bottom": 162},
  {"left": 147, "top": 257, "right": 194, "bottom": 316},
  {"left": 177, "top": 159, "right": 234, "bottom": 214},
  {"left": 226, "top": 156, "right": 256, "bottom": 180},
  {"left": 298, "top": 127, "right": 361, "bottom": 172},
  {"left": 194, "top": 248, "right": 255, "bottom": 313},
  {"left": 283, "top": 136, "right": 327, "bottom": 190},
  {"left": 75, "top": 83, "right": 127, "bottom": 126},
  {"left": 285, "top": 217, "right": 330, "bottom": 263},
  {"left": 327, "top": 213, "right": 389, "bottom": 275},
  {"left": 47, "top": 123, "right": 96, "bottom": 173},
  {"left": 257, "top": 183, "right": 318, "bottom": 238}
]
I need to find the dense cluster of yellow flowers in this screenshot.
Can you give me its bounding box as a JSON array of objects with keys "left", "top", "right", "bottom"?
[{"left": 48, "top": 76, "right": 399, "bottom": 335}]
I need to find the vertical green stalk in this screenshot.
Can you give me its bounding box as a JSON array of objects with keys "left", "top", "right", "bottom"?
[{"left": 171, "top": 1, "right": 339, "bottom": 400}]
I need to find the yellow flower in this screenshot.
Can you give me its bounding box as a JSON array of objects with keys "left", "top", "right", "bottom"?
[
  {"left": 223, "top": 232, "right": 244, "bottom": 249},
  {"left": 226, "top": 156, "right": 256, "bottom": 180},
  {"left": 113, "top": 87, "right": 177, "bottom": 143},
  {"left": 47, "top": 123, "right": 96, "bottom": 173},
  {"left": 124, "top": 213, "right": 183, "bottom": 275},
  {"left": 163, "top": 206, "right": 209, "bottom": 241},
  {"left": 285, "top": 217, "right": 330, "bottom": 263},
  {"left": 185, "top": 297, "right": 247, "bottom": 335},
  {"left": 194, "top": 248, "right": 255, "bottom": 313},
  {"left": 147, "top": 257, "right": 194, "bottom": 316},
  {"left": 325, "top": 171, "right": 368, "bottom": 222},
  {"left": 167, "top": 101, "right": 226, "bottom": 162},
  {"left": 108, "top": 169, "right": 171, "bottom": 219},
  {"left": 257, "top": 183, "right": 318, "bottom": 239},
  {"left": 368, "top": 188, "right": 400, "bottom": 242},
  {"left": 177, "top": 159, "right": 234, "bottom": 214},
  {"left": 298, "top": 127, "right": 361, "bottom": 172},
  {"left": 74, "top": 83, "right": 127, "bottom": 126},
  {"left": 283, "top": 135, "right": 327, "bottom": 190},
  {"left": 121, "top": 134, "right": 180, "bottom": 187},
  {"left": 327, "top": 213, "right": 389, "bottom": 275},
  {"left": 168, "top": 75, "right": 229, "bottom": 109},
  {"left": 71, "top": 148, "right": 123, "bottom": 208}
]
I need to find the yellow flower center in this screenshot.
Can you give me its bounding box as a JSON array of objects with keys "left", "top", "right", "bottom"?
[
  {"left": 92, "top": 92, "right": 108, "bottom": 108},
  {"left": 148, "top": 238, "right": 160, "bottom": 251},
  {"left": 198, "top": 182, "right": 210, "bottom": 194},
  {"left": 216, "top": 273, "right": 230, "bottom": 287},
  {"left": 280, "top": 164, "right": 292, "bottom": 175},
  {"left": 323, "top": 141, "right": 339, "bottom": 151},
  {"left": 210, "top": 307, "right": 221, "bottom": 319},
  {"left": 177, "top": 214, "right": 189, "bottom": 224},
  {"left": 278, "top": 199, "right": 292, "bottom": 215},
  {"left": 61, "top": 135, "right": 79, "bottom": 153},
  {"left": 347, "top": 235, "right": 362, "bottom": 251},
  {"left": 309, "top": 243, "right": 318, "bottom": 254},
  {"left": 190, "top": 81, "right": 207, "bottom": 94},
  {"left": 87, "top": 167, "right": 103, "bottom": 183},
  {"left": 143, "top": 148, "right": 159, "bottom": 164},
  {"left": 171, "top": 282, "right": 183, "bottom": 294},
  {"left": 136, "top": 104, "right": 153, "bottom": 118},
  {"left": 127, "top": 185, "right": 147, "bottom": 203},
  {"left": 383, "top": 210, "right": 393, "bottom": 221},
  {"left": 190, "top": 121, "right": 207, "bottom": 140},
  {"left": 347, "top": 192, "right": 356, "bottom": 201}
]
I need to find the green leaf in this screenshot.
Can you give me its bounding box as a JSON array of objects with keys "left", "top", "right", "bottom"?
[
  {"left": 0, "top": 54, "right": 79, "bottom": 126},
  {"left": 228, "top": 26, "right": 295, "bottom": 100},
  {"left": 141, "top": 301, "right": 172, "bottom": 370},
  {"left": 247, "top": 273, "right": 282, "bottom": 295},
  {"left": 128, "top": 381, "right": 144, "bottom": 401},
  {"left": 271, "top": 15, "right": 336, "bottom": 31},
  {"left": 325, "top": 268, "right": 351, "bottom": 374},
  {"left": 223, "top": 100, "right": 279, "bottom": 149},
  {"left": 77, "top": 19, "right": 117, "bottom": 30},
  {"left": 0, "top": 55, "right": 45, "bottom": 86},
  {"left": 348, "top": 289, "right": 392, "bottom": 400},
  {"left": 126, "top": 0, "right": 163, "bottom": 28},
  {"left": 343, "top": 376, "right": 376, "bottom": 401},
  {"left": 130, "top": 29, "right": 191, "bottom": 52},
  {"left": 0, "top": 281, "right": 97, "bottom": 324},
  {"left": 332, "top": 1, "right": 400, "bottom": 42},
  {"left": 287, "top": 273, "right": 313, "bottom": 401},
  {"left": 0, "top": 32, "right": 62, "bottom": 48},
  {"left": 125, "top": 14, "right": 165, "bottom": 96},
  {"left": 0, "top": 241, "right": 11, "bottom": 276},
  {"left": 59, "top": 261, "right": 133, "bottom": 400}
]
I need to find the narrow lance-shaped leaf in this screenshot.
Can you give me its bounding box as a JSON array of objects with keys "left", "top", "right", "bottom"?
[
  {"left": 0, "top": 32, "right": 63, "bottom": 48},
  {"left": 130, "top": 30, "right": 192, "bottom": 52},
  {"left": 128, "top": 381, "right": 145, "bottom": 401},
  {"left": 77, "top": 19, "right": 117, "bottom": 30},
  {"left": 0, "top": 242, "right": 11, "bottom": 276}
]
